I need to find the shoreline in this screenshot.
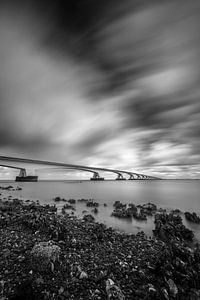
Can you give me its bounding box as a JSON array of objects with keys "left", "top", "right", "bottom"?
[{"left": 1, "top": 192, "right": 200, "bottom": 299}]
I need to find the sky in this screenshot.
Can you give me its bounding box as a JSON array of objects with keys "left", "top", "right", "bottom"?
[{"left": 0, "top": 0, "right": 200, "bottom": 179}]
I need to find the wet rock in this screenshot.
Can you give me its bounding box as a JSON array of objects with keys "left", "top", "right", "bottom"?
[
  {"left": 185, "top": 212, "right": 200, "bottom": 224},
  {"left": 139, "top": 203, "right": 157, "bottom": 216},
  {"left": 83, "top": 214, "right": 95, "bottom": 222},
  {"left": 132, "top": 211, "right": 147, "bottom": 221},
  {"left": 171, "top": 209, "right": 181, "bottom": 214},
  {"left": 128, "top": 203, "right": 137, "bottom": 212},
  {"left": 68, "top": 199, "right": 76, "bottom": 204},
  {"left": 63, "top": 203, "right": 75, "bottom": 210},
  {"left": 16, "top": 187, "right": 22, "bottom": 191},
  {"left": 154, "top": 212, "right": 194, "bottom": 242},
  {"left": 92, "top": 207, "right": 98, "bottom": 214},
  {"left": 54, "top": 196, "right": 62, "bottom": 202},
  {"left": 77, "top": 198, "right": 89, "bottom": 203},
  {"left": 86, "top": 200, "right": 99, "bottom": 207},
  {"left": 111, "top": 208, "right": 132, "bottom": 218},
  {"left": 113, "top": 201, "right": 126, "bottom": 210}
]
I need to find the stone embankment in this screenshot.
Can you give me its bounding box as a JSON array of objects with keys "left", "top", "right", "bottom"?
[{"left": 0, "top": 188, "right": 200, "bottom": 299}]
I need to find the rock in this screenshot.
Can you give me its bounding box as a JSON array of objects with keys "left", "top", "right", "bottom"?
[
  {"left": 80, "top": 271, "right": 88, "bottom": 279},
  {"left": 83, "top": 214, "right": 95, "bottom": 222},
  {"left": 58, "top": 286, "right": 64, "bottom": 294},
  {"left": 68, "top": 199, "right": 76, "bottom": 204},
  {"left": 106, "top": 279, "right": 125, "bottom": 300},
  {"left": 86, "top": 201, "right": 99, "bottom": 207},
  {"left": 113, "top": 201, "right": 126, "bottom": 210},
  {"left": 161, "top": 287, "right": 169, "bottom": 300},
  {"left": 154, "top": 213, "right": 194, "bottom": 242},
  {"left": 30, "top": 241, "right": 60, "bottom": 273},
  {"left": 77, "top": 198, "right": 88, "bottom": 202},
  {"left": 148, "top": 283, "right": 156, "bottom": 294},
  {"left": 185, "top": 212, "right": 200, "bottom": 224},
  {"left": 63, "top": 203, "right": 75, "bottom": 210},
  {"left": 139, "top": 203, "right": 157, "bottom": 216},
  {"left": 188, "top": 289, "right": 200, "bottom": 300},
  {"left": 54, "top": 197, "right": 62, "bottom": 202},
  {"left": 167, "top": 279, "right": 178, "bottom": 298}
]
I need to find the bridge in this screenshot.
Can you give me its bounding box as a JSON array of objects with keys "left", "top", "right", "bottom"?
[{"left": 0, "top": 156, "right": 161, "bottom": 181}]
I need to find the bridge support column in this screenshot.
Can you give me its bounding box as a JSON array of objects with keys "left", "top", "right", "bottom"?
[
  {"left": 90, "top": 172, "right": 104, "bottom": 181},
  {"left": 15, "top": 168, "right": 38, "bottom": 182},
  {"left": 19, "top": 169, "right": 27, "bottom": 177},
  {"left": 116, "top": 174, "right": 126, "bottom": 180},
  {"left": 129, "top": 174, "right": 135, "bottom": 180}
]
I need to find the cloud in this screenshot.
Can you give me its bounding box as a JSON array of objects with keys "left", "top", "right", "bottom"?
[{"left": 0, "top": 0, "right": 200, "bottom": 179}]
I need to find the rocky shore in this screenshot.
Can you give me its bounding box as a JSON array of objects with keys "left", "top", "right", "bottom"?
[{"left": 1, "top": 189, "right": 200, "bottom": 299}]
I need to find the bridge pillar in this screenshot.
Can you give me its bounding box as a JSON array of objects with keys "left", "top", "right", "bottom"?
[
  {"left": 129, "top": 174, "right": 135, "bottom": 180},
  {"left": 90, "top": 172, "right": 104, "bottom": 181},
  {"left": 19, "top": 169, "right": 27, "bottom": 177},
  {"left": 116, "top": 174, "right": 126, "bottom": 180},
  {"left": 15, "top": 168, "right": 38, "bottom": 182}
]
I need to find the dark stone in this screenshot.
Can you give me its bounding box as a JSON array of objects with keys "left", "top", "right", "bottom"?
[{"left": 185, "top": 212, "right": 200, "bottom": 224}]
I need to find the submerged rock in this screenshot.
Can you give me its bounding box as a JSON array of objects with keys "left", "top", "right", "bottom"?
[
  {"left": 185, "top": 212, "right": 200, "bottom": 224},
  {"left": 154, "top": 212, "right": 194, "bottom": 242},
  {"left": 92, "top": 207, "right": 98, "bottom": 214}
]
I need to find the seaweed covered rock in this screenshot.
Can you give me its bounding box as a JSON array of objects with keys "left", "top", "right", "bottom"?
[
  {"left": 154, "top": 212, "right": 194, "bottom": 242},
  {"left": 68, "top": 199, "right": 76, "bottom": 204},
  {"left": 30, "top": 241, "right": 60, "bottom": 273},
  {"left": 111, "top": 207, "right": 132, "bottom": 218},
  {"left": 113, "top": 201, "right": 126, "bottom": 210},
  {"left": 83, "top": 214, "right": 95, "bottom": 222},
  {"left": 185, "top": 212, "right": 200, "bottom": 224},
  {"left": 111, "top": 202, "right": 147, "bottom": 220},
  {"left": 86, "top": 200, "right": 99, "bottom": 207},
  {"left": 139, "top": 203, "right": 157, "bottom": 216}
]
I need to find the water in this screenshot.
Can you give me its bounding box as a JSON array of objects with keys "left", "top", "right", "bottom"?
[{"left": 1, "top": 180, "right": 200, "bottom": 240}]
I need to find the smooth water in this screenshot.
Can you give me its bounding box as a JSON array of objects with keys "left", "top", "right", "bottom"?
[{"left": 1, "top": 180, "right": 200, "bottom": 240}]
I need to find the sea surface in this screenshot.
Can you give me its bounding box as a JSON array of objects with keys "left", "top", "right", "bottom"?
[{"left": 1, "top": 180, "right": 200, "bottom": 240}]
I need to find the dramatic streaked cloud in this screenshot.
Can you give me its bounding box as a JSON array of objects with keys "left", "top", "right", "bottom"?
[{"left": 0, "top": 0, "right": 200, "bottom": 179}]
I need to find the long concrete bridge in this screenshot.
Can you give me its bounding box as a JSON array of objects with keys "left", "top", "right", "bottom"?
[{"left": 0, "top": 156, "right": 160, "bottom": 181}]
